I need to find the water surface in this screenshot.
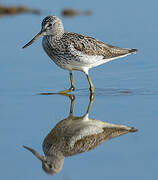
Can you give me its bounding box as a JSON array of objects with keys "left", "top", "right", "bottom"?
[{"left": 0, "top": 0, "right": 158, "bottom": 179}]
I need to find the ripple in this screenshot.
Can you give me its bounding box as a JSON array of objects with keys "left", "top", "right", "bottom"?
[{"left": 76, "top": 88, "right": 158, "bottom": 96}]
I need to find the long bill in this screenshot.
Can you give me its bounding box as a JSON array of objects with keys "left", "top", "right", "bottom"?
[
  {"left": 23, "top": 145, "right": 46, "bottom": 162},
  {"left": 22, "top": 30, "right": 45, "bottom": 49}
]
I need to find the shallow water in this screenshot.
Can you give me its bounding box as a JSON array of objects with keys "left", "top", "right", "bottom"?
[{"left": 1, "top": 0, "right": 158, "bottom": 179}]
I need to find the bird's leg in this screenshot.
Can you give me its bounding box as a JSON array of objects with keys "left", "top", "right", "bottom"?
[
  {"left": 69, "top": 94, "right": 75, "bottom": 116},
  {"left": 85, "top": 73, "right": 95, "bottom": 94},
  {"left": 86, "top": 93, "right": 94, "bottom": 114},
  {"left": 58, "top": 71, "right": 75, "bottom": 94},
  {"left": 69, "top": 71, "right": 75, "bottom": 91},
  {"left": 82, "top": 89, "right": 95, "bottom": 120}
]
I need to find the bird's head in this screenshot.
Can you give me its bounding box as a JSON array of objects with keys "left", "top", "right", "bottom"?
[
  {"left": 22, "top": 16, "right": 64, "bottom": 48},
  {"left": 23, "top": 145, "right": 64, "bottom": 175}
]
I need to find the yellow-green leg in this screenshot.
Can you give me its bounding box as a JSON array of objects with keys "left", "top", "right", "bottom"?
[
  {"left": 69, "top": 94, "right": 75, "bottom": 116},
  {"left": 86, "top": 93, "right": 94, "bottom": 114},
  {"left": 85, "top": 73, "right": 95, "bottom": 94},
  {"left": 58, "top": 71, "right": 75, "bottom": 94}
]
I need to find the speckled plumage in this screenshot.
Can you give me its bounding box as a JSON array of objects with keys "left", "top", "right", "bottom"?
[
  {"left": 42, "top": 32, "right": 137, "bottom": 71},
  {"left": 23, "top": 16, "right": 138, "bottom": 93},
  {"left": 42, "top": 116, "right": 137, "bottom": 157},
  {"left": 23, "top": 94, "right": 137, "bottom": 175}
]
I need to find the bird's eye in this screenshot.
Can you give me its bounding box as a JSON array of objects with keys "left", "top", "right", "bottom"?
[{"left": 47, "top": 23, "right": 52, "bottom": 27}]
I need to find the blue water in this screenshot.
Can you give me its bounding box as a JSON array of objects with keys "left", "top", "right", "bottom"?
[{"left": 1, "top": 0, "right": 158, "bottom": 179}]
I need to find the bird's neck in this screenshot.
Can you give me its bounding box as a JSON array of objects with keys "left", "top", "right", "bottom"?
[
  {"left": 46, "top": 31, "right": 64, "bottom": 41},
  {"left": 48, "top": 25, "right": 64, "bottom": 39}
]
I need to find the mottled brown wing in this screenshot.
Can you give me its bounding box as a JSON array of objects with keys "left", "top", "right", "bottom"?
[
  {"left": 72, "top": 127, "right": 137, "bottom": 154},
  {"left": 66, "top": 32, "right": 137, "bottom": 59}
]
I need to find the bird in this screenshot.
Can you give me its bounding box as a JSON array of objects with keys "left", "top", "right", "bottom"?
[
  {"left": 23, "top": 94, "right": 138, "bottom": 175},
  {"left": 22, "top": 16, "right": 138, "bottom": 94}
]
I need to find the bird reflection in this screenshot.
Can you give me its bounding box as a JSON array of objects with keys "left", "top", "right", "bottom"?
[{"left": 23, "top": 94, "right": 137, "bottom": 175}]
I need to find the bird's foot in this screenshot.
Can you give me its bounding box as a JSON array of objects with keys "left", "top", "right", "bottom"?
[{"left": 58, "top": 86, "right": 75, "bottom": 94}]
